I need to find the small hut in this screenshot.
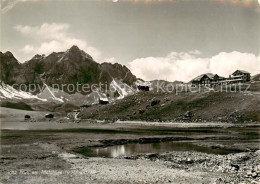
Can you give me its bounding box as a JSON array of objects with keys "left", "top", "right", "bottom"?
[
  {"left": 99, "top": 98, "right": 109, "bottom": 105},
  {"left": 45, "top": 113, "right": 54, "bottom": 119},
  {"left": 137, "top": 85, "right": 150, "bottom": 91}
]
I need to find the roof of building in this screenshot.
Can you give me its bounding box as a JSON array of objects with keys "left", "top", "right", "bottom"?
[
  {"left": 191, "top": 73, "right": 215, "bottom": 82},
  {"left": 99, "top": 97, "right": 109, "bottom": 102},
  {"left": 190, "top": 73, "right": 227, "bottom": 82},
  {"left": 232, "top": 70, "right": 250, "bottom": 74},
  {"left": 135, "top": 80, "right": 151, "bottom": 87}
]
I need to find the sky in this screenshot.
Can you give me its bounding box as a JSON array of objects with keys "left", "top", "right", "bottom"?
[{"left": 1, "top": 0, "right": 260, "bottom": 82}]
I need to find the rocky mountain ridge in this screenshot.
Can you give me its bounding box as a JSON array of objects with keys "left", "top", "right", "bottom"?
[
  {"left": 0, "top": 46, "right": 140, "bottom": 110},
  {"left": 0, "top": 45, "right": 137, "bottom": 94}
]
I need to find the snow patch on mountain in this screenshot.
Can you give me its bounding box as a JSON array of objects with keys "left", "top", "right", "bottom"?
[
  {"left": 110, "top": 78, "right": 136, "bottom": 99},
  {"left": 83, "top": 90, "right": 107, "bottom": 105},
  {"left": 0, "top": 83, "right": 46, "bottom": 101},
  {"left": 0, "top": 79, "right": 137, "bottom": 107},
  {"left": 82, "top": 79, "right": 136, "bottom": 105},
  {"left": 37, "top": 84, "right": 64, "bottom": 103},
  {"left": 37, "top": 83, "right": 88, "bottom": 105}
]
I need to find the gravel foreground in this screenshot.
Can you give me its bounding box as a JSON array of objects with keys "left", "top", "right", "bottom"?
[
  {"left": 1, "top": 142, "right": 260, "bottom": 184},
  {"left": 1, "top": 121, "right": 260, "bottom": 184}
]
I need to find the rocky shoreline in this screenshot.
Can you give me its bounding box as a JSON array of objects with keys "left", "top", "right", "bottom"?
[{"left": 123, "top": 150, "right": 260, "bottom": 184}]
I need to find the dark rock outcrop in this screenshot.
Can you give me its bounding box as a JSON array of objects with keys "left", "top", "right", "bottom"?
[{"left": 0, "top": 51, "right": 21, "bottom": 84}]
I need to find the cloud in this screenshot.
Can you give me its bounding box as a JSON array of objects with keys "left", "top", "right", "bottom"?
[
  {"left": 21, "top": 45, "right": 35, "bottom": 54},
  {"left": 209, "top": 51, "right": 260, "bottom": 77},
  {"left": 129, "top": 51, "right": 260, "bottom": 82},
  {"left": 14, "top": 23, "right": 101, "bottom": 60},
  {"left": 1, "top": 0, "right": 42, "bottom": 14},
  {"left": 1, "top": 0, "right": 19, "bottom": 14}
]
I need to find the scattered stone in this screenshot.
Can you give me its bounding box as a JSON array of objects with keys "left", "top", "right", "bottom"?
[
  {"left": 24, "top": 115, "right": 31, "bottom": 121},
  {"left": 186, "top": 157, "right": 193, "bottom": 164},
  {"left": 151, "top": 99, "right": 160, "bottom": 106},
  {"left": 183, "top": 111, "right": 193, "bottom": 119},
  {"left": 231, "top": 163, "right": 240, "bottom": 171},
  {"left": 252, "top": 172, "right": 258, "bottom": 178},
  {"left": 139, "top": 109, "right": 145, "bottom": 114}
]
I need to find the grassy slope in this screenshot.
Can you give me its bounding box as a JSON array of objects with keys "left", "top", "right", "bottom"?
[
  {"left": 0, "top": 107, "right": 48, "bottom": 122},
  {"left": 0, "top": 101, "right": 33, "bottom": 111},
  {"left": 79, "top": 82, "right": 260, "bottom": 122}
]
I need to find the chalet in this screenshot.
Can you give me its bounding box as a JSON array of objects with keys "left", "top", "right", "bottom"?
[
  {"left": 99, "top": 98, "right": 109, "bottom": 105},
  {"left": 226, "top": 70, "right": 251, "bottom": 83},
  {"left": 137, "top": 85, "right": 150, "bottom": 91},
  {"left": 210, "top": 74, "right": 226, "bottom": 86},
  {"left": 191, "top": 73, "right": 225, "bottom": 87},
  {"left": 135, "top": 80, "right": 151, "bottom": 91},
  {"left": 191, "top": 70, "right": 251, "bottom": 87}
]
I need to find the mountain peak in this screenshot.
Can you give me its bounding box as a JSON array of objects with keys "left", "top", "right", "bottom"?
[
  {"left": 32, "top": 54, "right": 45, "bottom": 60},
  {"left": 1, "top": 51, "right": 18, "bottom": 63},
  {"left": 67, "top": 45, "right": 93, "bottom": 61},
  {"left": 68, "top": 45, "right": 81, "bottom": 53},
  {"left": 4, "top": 51, "right": 14, "bottom": 57}
]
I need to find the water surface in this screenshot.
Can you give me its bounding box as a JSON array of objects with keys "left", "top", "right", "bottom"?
[{"left": 79, "top": 141, "right": 242, "bottom": 158}]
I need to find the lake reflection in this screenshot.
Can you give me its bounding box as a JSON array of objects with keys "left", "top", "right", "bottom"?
[{"left": 90, "top": 142, "right": 240, "bottom": 158}]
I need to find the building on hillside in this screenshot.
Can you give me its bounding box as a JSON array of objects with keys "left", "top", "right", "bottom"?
[
  {"left": 191, "top": 73, "right": 225, "bottom": 87},
  {"left": 190, "top": 70, "right": 251, "bottom": 87},
  {"left": 210, "top": 74, "right": 226, "bottom": 86},
  {"left": 137, "top": 85, "right": 150, "bottom": 91},
  {"left": 99, "top": 97, "right": 109, "bottom": 105},
  {"left": 226, "top": 70, "right": 251, "bottom": 84},
  {"left": 135, "top": 80, "right": 151, "bottom": 91}
]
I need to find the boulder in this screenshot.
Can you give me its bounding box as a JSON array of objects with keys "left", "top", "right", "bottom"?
[
  {"left": 151, "top": 99, "right": 160, "bottom": 106},
  {"left": 139, "top": 109, "right": 145, "bottom": 114},
  {"left": 184, "top": 111, "right": 193, "bottom": 119},
  {"left": 24, "top": 115, "right": 31, "bottom": 120},
  {"left": 45, "top": 113, "right": 54, "bottom": 119}
]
